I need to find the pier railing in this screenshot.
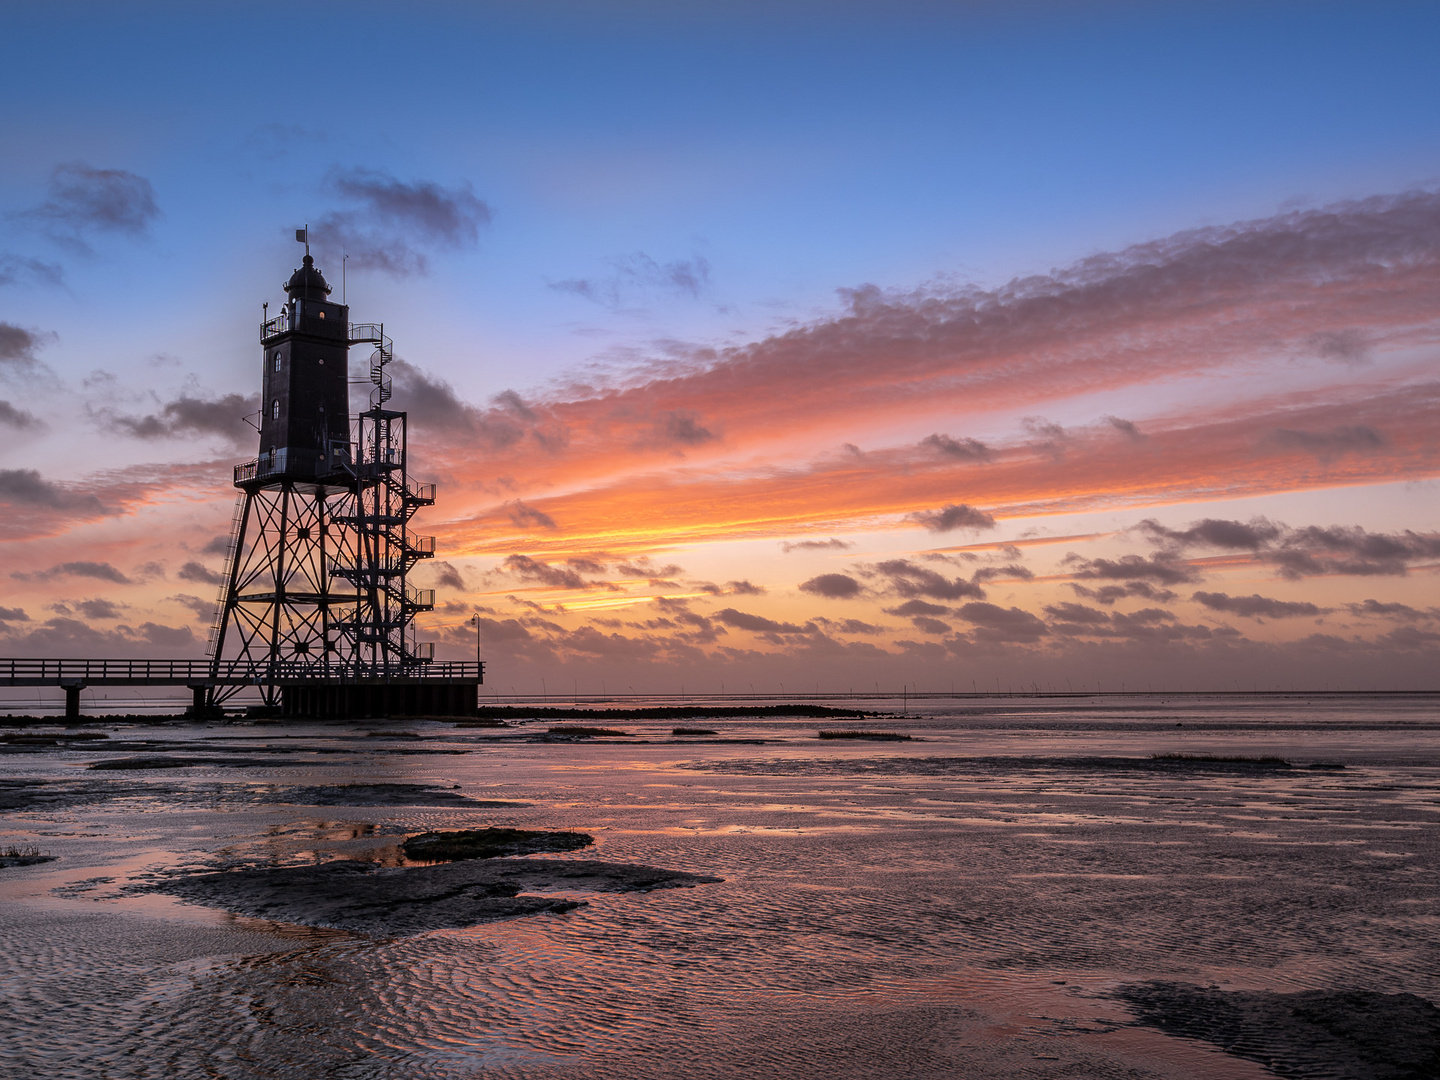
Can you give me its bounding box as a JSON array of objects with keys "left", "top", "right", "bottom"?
[{"left": 0, "top": 658, "right": 483, "bottom": 687}]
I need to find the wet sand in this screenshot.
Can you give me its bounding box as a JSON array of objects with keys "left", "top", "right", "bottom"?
[{"left": 0, "top": 694, "right": 1436, "bottom": 1078}]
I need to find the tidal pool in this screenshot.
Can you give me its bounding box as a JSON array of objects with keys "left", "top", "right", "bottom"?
[{"left": 1, "top": 694, "right": 1436, "bottom": 1079}]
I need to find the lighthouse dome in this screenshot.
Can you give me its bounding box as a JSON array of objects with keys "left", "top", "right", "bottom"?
[{"left": 284, "top": 254, "right": 332, "bottom": 299}]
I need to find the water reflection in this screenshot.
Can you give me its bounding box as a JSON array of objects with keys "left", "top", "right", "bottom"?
[{"left": 0, "top": 695, "right": 1435, "bottom": 1077}]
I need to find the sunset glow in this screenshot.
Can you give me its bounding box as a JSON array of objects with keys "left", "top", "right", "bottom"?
[{"left": 3, "top": 2, "right": 1438, "bottom": 696}]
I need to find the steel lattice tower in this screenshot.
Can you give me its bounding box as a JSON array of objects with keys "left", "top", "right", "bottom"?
[{"left": 207, "top": 248, "right": 446, "bottom": 713}]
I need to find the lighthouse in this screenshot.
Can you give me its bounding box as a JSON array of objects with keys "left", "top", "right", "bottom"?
[{"left": 204, "top": 239, "right": 479, "bottom": 717}]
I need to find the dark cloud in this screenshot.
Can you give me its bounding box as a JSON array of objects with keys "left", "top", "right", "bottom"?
[
  {"left": 20, "top": 163, "right": 159, "bottom": 250},
  {"left": 0, "top": 254, "right": 63, "bottom": 289},
  {"left": 696, "top": 580, "right": 767, "bottom": 596},
  {"left": 800, "top": 573, "right": 864, "bottom": 599},
  {"left": 0, "top": 323, "right": 47, "bottom": 368},
  {"left": 911, "top": 616, "right": 951, "bottom": 635},
  {"left": 873, "top": 558, "right": 985, "bottom": 601},
  {"left": 565, "top": 556, "right": 608, "bottom": 575},
  {"left": 1138, "top": 516, "right": 1440, "bottom": 578},
  {"left": 0, "top": 606, "right": 29, "bottom": 623},
  {"left": 1345, "top": 599, "right": 1435, "bottom": 620},
  {"left": 199, "top": 535, "right": 232, "bottom": 557},
  {"left": 1306, "top": 328, "right": 1371, "bottom": 366},
  {"left": 140, "top": 622, "right": 194, "bottom": 647},
  {"left": 1267, "top": 525, "right": 1440, "bottom": 579},
  {"left": 1139, "top": 517, "right": 1283, "bottom": 550},
  {"left": 473, "top": 616, "right": 535, "bottom": 643},
  {"left": 501, "top": 555, "right": 585, "bottom": 589},
  {"left": 167, "top": 594, "right": 215, "bottom": 620},
  {"left": 12, "top": 560, "right": 132, "bottom": 584},
  {"left": 1022, "top": 416, "right": 1067, "bottom": 459},
  {"left": 429, "top": 561, "right": 467, "bottom": 591},
  {"left": 505, "top": 500, "right": 558, "bottom": 531},
  {"left": 0, "top": 401, "right": 41, "bottom": 429},
  {"left": 1041, "top": 601, "right": 1213, "bottom": 642},
  {"left": 550, "top": 251, "right": 711, "bottom": 310},
  {"left": 920, "top": 433, "right": 990, "bottom": 461},
  {"left": 1069, "top": 581, "right": 1179, "bottom": 605},
  {"left": 723, "top": 580, "right": 765, "bottom": 595},
  {"left": 714, "top": 608, "right": 813, "bottom": 636},
  {"left": 955, "top": 602, "right": 1049, "bottom": 643},
  {"left": 0, "top": 470, "right": 106, "bottom": 515},
  {"left": 492, "top": 389, "right": 537, "bottom": 421},
  {"left": 101, "top": 391, "right": 259, "bottom": 442},
  {"left": 312, "top": 168, "right": 491, "bottom": 276},
  {"left": 387, "top": 361, "right": 574, "bottom": 455},
  {"left": 71, "top": 598, "right": 123, "bottom": 620},
  {"left": 1193, "top": 591, "right": 1328, "bottom": 619},
  {"left": 1044, "top": 602, "right": 1110, "bottom": 626},
  {"left": 615, "top": 559, "right": 684, "bottom": 579},
  {"left": 1104, "top": 416, "right": 1145, "bottom": 440},
  {"left": 885, "top": 599, "right": 949, "bottom": 617},
  {"left": 971, "top": 563, "right": 1034, "bottom": 584},
  {"left": 781, "top": 538, "right": 853, "bottom": 553},
  {"left": 811, "top": 616, "right": 884, "bottom": 635},
  {"left": 1063, "top": 552, "right": 1199, "bottom": 585},
  {"left": 652, "top": 409, "right": 718, "bottom": 447},
  {"left": 908, "top": 503, "right": 996, "bottom": 533},
  {"left": 1272, "top": 425, "right": 1385, "bottom": 458},
  {"left": 177, "top": 561, "right": 226, "bottom": 586}
]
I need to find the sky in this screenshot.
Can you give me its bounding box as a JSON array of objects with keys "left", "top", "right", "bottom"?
[{"left": 2, "top": 0, "right": 1439, "bottom": 695}]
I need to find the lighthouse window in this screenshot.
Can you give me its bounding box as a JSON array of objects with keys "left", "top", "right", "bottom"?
[
  {"left": 273, "top": 355, "right": 281, "bottom": 372},
  {"left": 272, "top": 399, "right": 280, "bottom": 420}
]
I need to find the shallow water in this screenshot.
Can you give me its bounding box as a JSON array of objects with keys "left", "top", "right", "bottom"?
[{"left": 1, "top": 694, "right": 1437, "bottom": 1078}]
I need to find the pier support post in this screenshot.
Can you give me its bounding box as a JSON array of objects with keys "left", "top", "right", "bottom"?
[
  {"left": 189, "top": 684, "right": 207, "bottom": 717},
  {"left": 62, "top": 682, "right": 82, "bottom": 719}
]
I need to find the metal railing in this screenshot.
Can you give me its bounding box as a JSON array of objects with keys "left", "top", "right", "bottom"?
[
  {"left": 261, "top": 312, "right": 292, "bottom": 340},
  {"left": 349, "top": 323, "right": 387, "bottom": 345},
  {"left": 0, "top": 658, "right": 483, "bottom": 686}
]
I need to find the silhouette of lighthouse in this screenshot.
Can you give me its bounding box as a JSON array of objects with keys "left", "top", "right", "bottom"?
[{"left": 205, "top": 233, "right": 479, "bottom": 717}]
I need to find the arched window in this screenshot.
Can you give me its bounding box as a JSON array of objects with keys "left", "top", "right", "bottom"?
[
  {"left": 272, "top": 399, "right": 280, "bottom": 420},
  {"left": 274, "top": 354, "right": 281, "bottom": 372}
]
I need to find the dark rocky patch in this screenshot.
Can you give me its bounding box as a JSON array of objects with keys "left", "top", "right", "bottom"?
[
  {"left": 1152, "top": 752, "right": 1290, "bottom": 766},
  {"left": 88, "top": 755, "right": 317, "bottom": 770},
  {"left": 474, "top": 704, "right": 871, "bottom": 721},
  {"left": 0, "top": 845, "right": 56, "bottom": 868},
  {"left": 402, "top": 827, "right": 593, "bottom": 862},
  {"left": 261, "top": 783, "right": 523, "bottom": 808},
  {"left": 0, "top": 854, "right": 57, "bottom": 868},
  {"left": 1118, "top": 982, "right": 1440, "bottom": 1079},
  {"left": 817, "top": 730, "right": 912, "bottom": 741},
  {"left": 149, "top": 857, "right": 722, "bottom": 934},
  {"left": 684, "top": 754, "right": 1305, "bottom": 777}
]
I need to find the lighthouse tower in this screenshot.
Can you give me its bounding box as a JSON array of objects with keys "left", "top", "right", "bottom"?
[
  {"left": 205, "top": 241, "right": 473, "bottom": 716},
  {"left": 257, "top": 252, "right": 353, "bottom": 481}
]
